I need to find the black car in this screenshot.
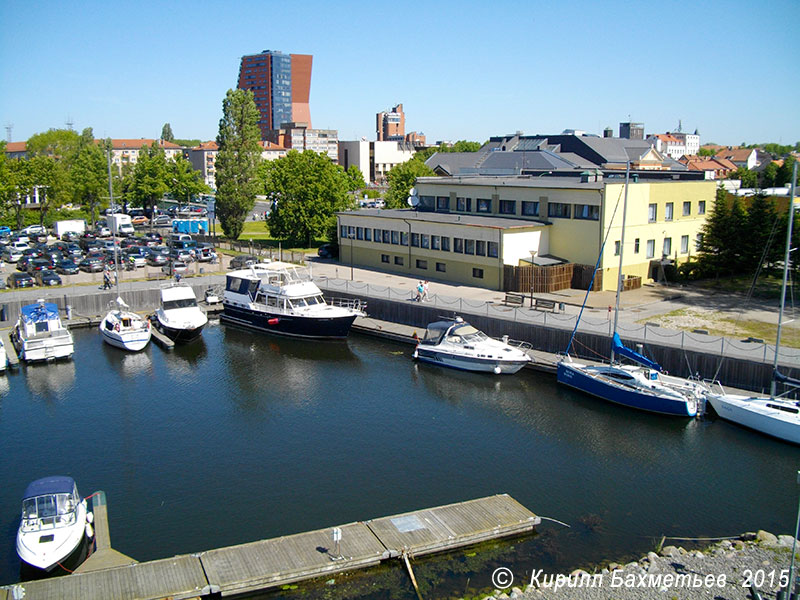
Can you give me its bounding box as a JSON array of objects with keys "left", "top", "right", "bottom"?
[
  {"left": 61, "top": 231, "right": 80, "bottom": 242},
  {"left": 317, "top": 243, "right": 338, "bottom": 259},
  {"left": 7, "top": 272, "right": 35, "bottom": 288},
  {"left": 55, "top": 259, "right": 80, "bottom": 275},
  {"left": 143, "top": 232, "right": 163, "bottom": 244},
  {"left": 229, "top": 254, "right": 259, "bottom": 269},
  {"left": 146, "top": 252, "right": 169, "bottom": 267},
  {"left": 26, "top": 258, "right": 54, "bottom": 273},
  {"left": 79, "top": 256, "right": 105, "bottom": 272},
  {"left": 35, "top": 269, "right": 62, "bottom": 286}
]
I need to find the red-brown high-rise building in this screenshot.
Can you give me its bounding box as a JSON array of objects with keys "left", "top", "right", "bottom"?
[
  {"left": 376, "top": 104, "right": 405, "bottom": 141},
  {"left": 237, "top": 50, "right": 313, "bottom": 140}
]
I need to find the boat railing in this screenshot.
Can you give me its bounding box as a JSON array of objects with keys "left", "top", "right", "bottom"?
[
  {"left": 326, "top": 296, "right": 367, "bottom": 315},
  {"left": 502, "top": 337, "right": 533, "bottom": 352}
]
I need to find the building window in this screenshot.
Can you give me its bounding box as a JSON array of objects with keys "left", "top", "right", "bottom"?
[
  {"left": 499, "top": 200, "right": 515, "bottom": 215},
  {"left": 665, "top": 202, "right": 674, "bottom": 221},
  {"left": 548, "top": 202, "right": 571, "bottom": 218},
  {"left": 648, "top": 204, "right": 657, "bottom": 222},
  {"left": 646, "top": 239, "right": 655, "bottom": 258},
  {"left": 681, "top": 235, "right": 689, "bottom": 254},
  {"left": 356, "top": 227, "right": 364, "bottom": 240},
  {"left": 431, "top": 235, "right": 441, "bottom": 250},
  {"left": 614, "top": 241, "right": 621, "bottom": 256},
  {"left": 441, "top": 237, "right": 450, "bottom": 252},
  {"left": 381, "top": 254, "right": 389, "bottom": 263},
  {"left": 421, "top": 234, "right": 430, "bottom": 249},
  {"left": 475, "top": 240, "right": 486, "bottom": 256},
  {"left": 436, "top": 196, "right": 450, "bottom": 211},
  {"left": 394, "top": 256, "right": 404, "bottom": 265},
  {"left": 488, "top": 241, "right": 498, "bottom": 257},
  {"left": 401, "top": 232, "right": 408, "bottom": 246},
  {"left": 391, "top": 230, "right": 399, "bottom": 244},
  {"left": 698, "top": 201, "right": 706, "bottom": 215},
  {"left": 634, "top": 238, "right": 640, "bottom": 254},
  {"left": 663, "top": 237, "right": 672, "bottom": 257},
  {"left": 411, "top": 233, "right": 420, "bottom": 247},
  {"left": 454, "top": 237, "right": 463, "bottom": 253},
  {"left": 364, "top": 228, "right": 371, "bottom": 241},
  {"left": 477, "top": 198, "right": 491, "bottom": 213},
  {"left": 456, "top": 197, "right": 471, "bottom": 211},
  {"left": 436, "top": 262, "right": 446, "bottom": 272},
  {"left": 373, "top": 228, "right": 381, "bottom": 242},
  {"left": 472, "top": 268, "right": 484, "bottom": 279},
  {"left": 464, "top": 239, "right": 475, "bottom": 255},
  {"left": 340, "top": 225, "right": 347, "bottom": 238},
  {"left": 522, "top": 201, "right": 539, "bottom": 216},
  {"left": 682, "top": 201, "right": 691, "bottom": 216},
  {"left": 416, "top": 259, "right": 427, "bottom": 269},
  {"left": 574, "top": 204, "right": 599, "bottom": 220}
]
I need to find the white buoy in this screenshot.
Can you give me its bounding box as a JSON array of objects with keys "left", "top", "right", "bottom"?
[{"left": 493, "top": 366, "right": 502, "bottom": 375}]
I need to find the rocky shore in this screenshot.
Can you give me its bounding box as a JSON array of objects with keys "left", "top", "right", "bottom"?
[{"left": 485, "top": 531, "right": 796, "bottom": 600}]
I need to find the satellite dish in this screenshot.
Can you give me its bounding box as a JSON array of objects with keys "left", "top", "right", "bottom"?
[
  {"left": 407, "top": 196, "right": 420, "bottom": 207},
  {"left": 409, "top": 187, "right": 417, "bottom": 197}
]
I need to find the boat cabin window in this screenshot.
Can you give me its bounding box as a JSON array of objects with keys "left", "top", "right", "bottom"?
[
  {"left": 305, "top": 295, "right": 324, "bottom": 305},
  {"left": 226, "top": 277, "right": 250, "bottom": 294},
  {"left": 35, "top": 321, "right": 50, "bottom": 334},
  {"left": 605, "top": 372, "right": 635, "bottom": 381},
  {"left": 450, "top": 325, "right": 487, "bottom": 343},
  {"left": 289, "top": 298, "right": 307, "bottom": 309},
  {"left": 767, "top": 403, "right": 799, "bottom": 414},
  {"left": 265, "top": 295, "right": 281, "bottom": 308},
  {"left": 22, "top": 493, "right": 78, "bottom": 529},
  {"left": 163, "top": 298, "right": 198, "bottom": 310},
  {"left": 105, "top": 321, "right": 114, "bottom": 331}
]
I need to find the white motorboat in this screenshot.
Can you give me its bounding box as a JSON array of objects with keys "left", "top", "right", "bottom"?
[
  {"left": 0, "top": 336, "right": 7, "bottom": 372},
  {"left": 413, "top": 317, "right": 532, "bottom": 374},
  {"left": 99, "top": 297, "right": 152, "bottom": 352},
  {"left": 12, "top": 300, "right": 74, "bottom": 362},
  {"left": 221, "top": 262, "right": 365, "bottom": 339},
  {"left": 703, "top": 163, "right": 800, "bottom": 443},
  {"left": 154, "top": 283, "right": 208, "bottom": 343},
  {"left": 16, "top": 476, "right": 94, "bottom": 572}
]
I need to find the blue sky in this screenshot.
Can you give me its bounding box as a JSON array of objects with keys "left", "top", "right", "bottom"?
[{"left": 1, "top": 0, "right": 797, "bottom": 147}]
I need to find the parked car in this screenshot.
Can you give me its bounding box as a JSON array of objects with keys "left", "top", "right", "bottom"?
[
  {"left": 79, "top": 256, "right": 105, "bottom": 272},
  {"left": 131, "top": 215, "right": 149, "bottom": 226},
  {"left": 196, "top": 244, "right": 218, "bottom": 263},
  {"left": 170, "top": 248, "right": 194, "bottom": 263},
  {"left": 21, "top": 224, "right": 47, "bottom": 236},
  {"left": 61, "top": 230, "right": 80, "bottom": 242},
  {"left": 162, "top": 260, "right": 188, "bottom": 276},
  {"left": 152, "top": 214, "right": 172, "bottom": 227},
  {"left": 0, "top": 226, "right": 10, "bottom": 236},
  {"left": 146, "top": 251, "right": 169, "bottom": 267},
  {"left": 317, "top": 243, "right": 338, "bottom": 259},
  {"left": 123, "top": 249, "right": 147, "bottom": 268},
  {"left": 55, "top": 259, "right": 80, "bottom": 275},
  {"left": 7, "top": 272, "right": 35, "bottom": 288},
  {"left": 1, "top": 247, "right": 24, "bottom": 263},
  {"left": 26, "top": 258, "right": 55, "bottom": 274},
  {"left": 143, "top": 232, "right": 163, "bottom": 244},
  {"left": 228, "top": 254, "right": 259, "bottom": 269},
  {"left": 96, "top": 226, "right": 112, "bottom": 238},
  {"left": 35, "top": 270, "right": 62, "bottom": 286}
]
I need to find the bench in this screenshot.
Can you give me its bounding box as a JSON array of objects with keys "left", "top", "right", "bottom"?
[
  {"left": 532, "top": 298, "right": 557, "bottom": 312},
  {"left": 503, "top": 292, "right": 525, "bottom": 307}
]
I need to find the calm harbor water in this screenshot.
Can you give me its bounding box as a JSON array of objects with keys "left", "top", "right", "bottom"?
[{"left": 0, "top": 321, "right": 796, "bottom": 596}]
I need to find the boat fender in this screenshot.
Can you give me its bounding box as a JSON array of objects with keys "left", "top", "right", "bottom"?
[
  {"left": 85, "top": 522, "right": 94, "bottom": 539},
  {"left": 268, "top": 318, "right": 279, "bottom": 325},
  {"left": 86, "top": 511, "right": 94, "bottom": 524},
  {"left": 494, "top": 366, "right": 502, "bottom": 375},
  {"left": 146, "top": 320, "right": 150, "bottom": 329},
  {"left": 412, "top": 349, "right": 418, "bottom": 359}
]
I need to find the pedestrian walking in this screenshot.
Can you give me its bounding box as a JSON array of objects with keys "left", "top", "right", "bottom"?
[
  {"left": 422, "top": 280, "right": 430, "bottom": 302},
  {"left": 102, "top": 271, "right": 111, "bottom": 290},
  {"left": 415, "top": 281, "right": 424, "bottom": 302}
]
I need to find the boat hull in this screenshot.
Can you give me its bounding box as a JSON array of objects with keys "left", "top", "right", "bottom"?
[
  {"left": 156, "top": 317, "right": 206, "bottom": 343},
  {"left": 13, "top": 328, "right": 74, "bottom": 363},
  {"left": 706, "top": 393, "right": 800, "bottom": 445},
  {"left": 221, "top": 304, "right": 357, "bottom": 339},
  {"left": 557, "top": 361, "right": 697, "bottom": 417},
  {"left": 16, "top": 503, "right": 89, "bottom": 572},
  {"left": 99, "top": 317, "right": 151, "bottom": 352},
  {"left": 415, "top": 347, "right": 528, "bottom": 374}
]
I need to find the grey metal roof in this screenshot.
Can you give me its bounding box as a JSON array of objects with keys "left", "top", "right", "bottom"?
[
  {"left": 414, "top": 175, "right": 606, "bottom": 190},
  {"left": 338, "top": 208, "right": 550, "bottom": 229}
]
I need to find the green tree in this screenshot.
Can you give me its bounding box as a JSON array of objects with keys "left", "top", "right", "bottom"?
[
  {"left": 742, "top": 194, "right": 778, "bottom": 269},
  {"left": 760, "top": 162, "right": 779, "bottom": 189},
  {"left": 261, "top": 150, "right": 356, "bottom": 246},
  {"left": 28, "top": 155, "right": 60, "bottom": 226},
  {"left": 413, "top": 140, "right": 483, "bottom": 163},
  {"left": 161, "top": 123, "right": 175, "bottom": 142},
  {"left": 384, "top": 159, "right": 434, "bottom": 208},
  {"left": 777, "top": 156, "right": 798, "bottom": 188},
  {"left": 698, "top": 147, "right": 717, "bottom": 157},
  {"left": 167, "top": 154, "right": 209, "bottom": 206},
  {"left": 131, "top": 142, "right": 169, "bottom": 219},
  {"left": 72, "top": 138, "right": 108, "bottom": 229},
  {"left": 697, "top": 187, "right": 733, "bottom": 277},
  {"left": 26, "top": 128, "right": 81, "bottom": 165},
  {"left": 215, "top": 88, "right": 262, "bottom": 239},
  {"left": 731, "top": 166, "right": 757, "bottom": 188}
]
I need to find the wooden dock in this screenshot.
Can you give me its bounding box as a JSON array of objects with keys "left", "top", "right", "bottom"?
[
  {"left": 0, "top": 329, "right": 19, "bottom": 367},
  {"left": 0, "top": 494, "right": 539, "bottom": 600}
]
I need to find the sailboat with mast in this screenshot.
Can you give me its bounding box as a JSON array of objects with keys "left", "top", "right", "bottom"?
[
  {"left": 557, "top": 163, "right": 704, "bottom": 417},
  {"left": 703, "top": 164, "right": 800, "bottom": 443},
  {"left": 98, "top": 148, "right": 152, "bottom": 352}
]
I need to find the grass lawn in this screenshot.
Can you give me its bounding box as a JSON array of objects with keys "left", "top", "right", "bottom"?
[
  {"left": 230, "top": 222, "right": 327, "bottom": 255},
  {"left": 691, "top": 272, "right": 790, "bottom": 300}
]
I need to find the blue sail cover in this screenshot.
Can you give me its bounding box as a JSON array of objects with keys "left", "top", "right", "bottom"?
[
  {"left": 20, "top": 302, "right": 59, "bottom": 324},
  {"left": 774, "top": 369, "right": 800, "bottom": 388},
  {"left": 612, "top": 333, "right": 662, "bottom": 372}
]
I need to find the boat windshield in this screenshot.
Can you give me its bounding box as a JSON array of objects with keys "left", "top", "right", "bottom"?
[
  {"left": 289, "top": 295, "right": 324, "bottom": 309},
  {"left": 21, "top": 493, "right": 78, "bottom": 531},
  {"left": 163, "top": 298, "right": 198, "bottom": 310},
  {"left": 450, "top": 325, "right": 487, "bottom": 343}
]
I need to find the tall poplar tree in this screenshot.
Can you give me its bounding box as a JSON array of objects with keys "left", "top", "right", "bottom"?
[{"left": 215, "top": 89, "right": 261, "bottom": 239}]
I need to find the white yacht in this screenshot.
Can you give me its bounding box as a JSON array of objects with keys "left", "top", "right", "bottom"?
[
  {"left": 413, "top": 317, "right": 532, "bottom": 374},
  {"left": 154, "top": 283, "right": 208, "bottom": 343},
  {"left": 16, "top": 476, "right": 94, "bottom": 572},
  {"left": 12, "top": 300, "right": 74, "bottom": 362},
  {"left": 99, "top": 297, "right": 152, "bottom": 352},
  {"left": 0, "top": 337, "right": 7, "bottom": 372},
  {"left": 221, "top": 262, "right": 365, "bottom": 339}
]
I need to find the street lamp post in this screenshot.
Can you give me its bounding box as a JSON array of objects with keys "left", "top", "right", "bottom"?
[{"left": 349, "top": 229, "right": 354, "bottom": 281}]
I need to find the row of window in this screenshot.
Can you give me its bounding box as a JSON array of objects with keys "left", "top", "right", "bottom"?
[
  {"left": 341, "top": 226, "right": 499, "bottom": 258},
  {"left": 379, "top": 254, "right": 484, "bottom": 279},
  {"left": 613, "top": 234, "right": 701, "bottom": 258},
  {"left": 648, "top": 200, "right": 706, "bottom": 222}
]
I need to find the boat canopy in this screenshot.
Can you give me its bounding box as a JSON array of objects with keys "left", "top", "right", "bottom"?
[
  {"left": 612, "top": 333, "right": 662, "bottom": 372},
  {"left": 22, "top": 476, "right": 76, "bottom": 500},
  {"left": 20, "top": 302, "right": 60, "bottom": 324}
]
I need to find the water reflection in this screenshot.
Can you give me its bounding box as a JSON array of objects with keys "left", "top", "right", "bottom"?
[
  {"left": 0, "top": 375, "right": 10, "bottom": 398},
  {"left": 23, "top": 360, "right": 76, "bottom": 401}
]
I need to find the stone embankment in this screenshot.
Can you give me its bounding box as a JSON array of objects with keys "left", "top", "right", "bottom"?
[{"left": 483, "top": 531, "right": 795, "bottom": 600}]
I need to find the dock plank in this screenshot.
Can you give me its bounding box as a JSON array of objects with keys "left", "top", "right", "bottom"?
[{"left": 200, "top": 521, "right": 386, "bottom": 596}]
